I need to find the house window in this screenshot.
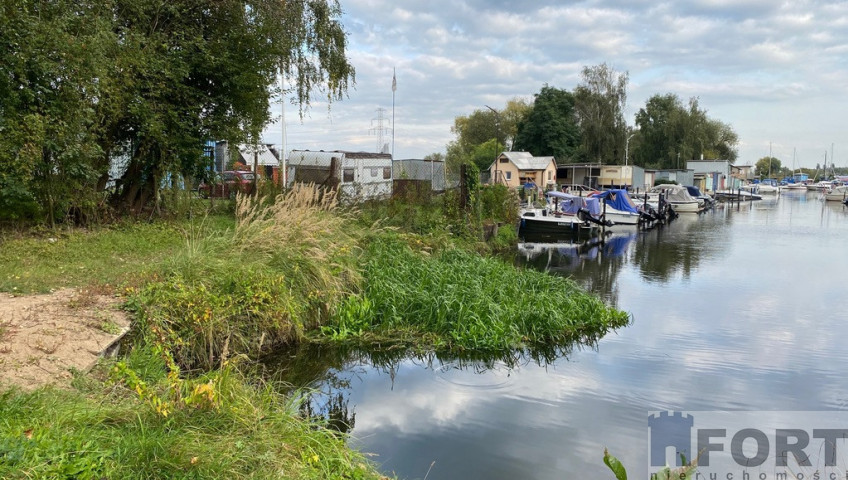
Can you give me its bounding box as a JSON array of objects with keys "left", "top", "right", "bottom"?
[
  {"left": 383, "top": 167, "right": 391, "bottom": 179},
  {"left": 505, "top": 171, "right": 512, "bottom": 180},
  {"left": 343, "top": 168, "right": 354, "bottom": 183},
  {"left": 499, "top": 158, "right": 509, "bottom": 163},
  {"left": 370, "top": 168, "right": 378, "bottom": 177},
  {"left": 548, "top": 171, "right": 552, "bottom": 181}
]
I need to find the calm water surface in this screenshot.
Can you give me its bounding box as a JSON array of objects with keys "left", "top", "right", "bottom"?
[{"left": 284, "top": 192, "right": 848, "bottom": 479}]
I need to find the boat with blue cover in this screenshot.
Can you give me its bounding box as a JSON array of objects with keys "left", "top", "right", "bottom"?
[
  {"left": 590, "top": 188, "right": 669, "bottom": 226},
  {"left": 519, "top": 191, "right": 610, "bottom": 236}
]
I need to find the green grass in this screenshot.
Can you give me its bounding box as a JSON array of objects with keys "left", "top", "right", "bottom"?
[
  {"left": 322, "top": 236, "right": 631, "bottom": 352},
  {"left": 0, "top": 217, "right": 234, "bottom": 294},
  {"left": 0, "top": 349, "right": 387, "bottom": 480}
]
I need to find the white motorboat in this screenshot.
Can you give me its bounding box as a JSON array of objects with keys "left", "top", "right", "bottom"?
[
  {"left": 806, "top": 181, "right": 832, "bottom": 191},
  {"left": 783, "top": 182, "right": 806, "bottom": 191},
  {"left": 824, "top": 185, "right": 848, "bottom": 202},
  {"left": 519, "top": 191, "right": 608, "bottom": 236},
  {"left": 744, "top": 179, "right": 780, "bottom": 194},
  {"left": 649, "top": 184, "right": 702, "bottom": 213},
  {"left": 684, "top": 185, "right": 715, "bottom": 210}
]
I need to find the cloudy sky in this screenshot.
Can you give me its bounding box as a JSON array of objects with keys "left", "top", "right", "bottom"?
[{"left": 262, "top": 1, "right": 848, "bottom": 169}]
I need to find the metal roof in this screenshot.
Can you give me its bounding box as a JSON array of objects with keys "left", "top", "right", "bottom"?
[
  {"left": 499, "top": 152, "right": 555, "bottom": 171},
  {"left": 238, "top": 144, "right": 279, "bottom": 166}
]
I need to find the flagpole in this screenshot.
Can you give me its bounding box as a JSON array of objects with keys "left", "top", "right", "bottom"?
[
  {"left": 391, "top": 67, "right": 396, "bottom": 159},
  {"left": 280, "top": 71, "right": 286, "bottom": 186}
]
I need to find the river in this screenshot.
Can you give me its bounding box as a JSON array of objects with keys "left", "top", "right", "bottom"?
[{"left": 282, "top": 191, "right": 848, "bottom": 479}]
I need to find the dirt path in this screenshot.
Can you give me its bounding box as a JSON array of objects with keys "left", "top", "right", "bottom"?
[{"left": 0, "top": 289, "right": 130, "bottom": 391}]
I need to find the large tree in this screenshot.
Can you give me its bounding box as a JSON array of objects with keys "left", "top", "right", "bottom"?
[
  {"left": 513, "top": 85, "right": 581, "bottom": 162},
  {"left": 632, "top": 94, "right": 738, "bottom": 169},
  {"left": 104, "top": 0, "right": 355, "bottom": 213},
  {"left": 444, "top": 97, "right": 531, "bottom": 173},
  {"left": 0, "top": 0, "right": 355, "bottom": 220},
  {"left": 755, "top": 157, "right": 781, "bottom": 178},
  {"left": 0, "top": 1, "right": 111, "bottom": 223},
  {"left": 573, "top": 63, "right": 629, "bottom": 164}
]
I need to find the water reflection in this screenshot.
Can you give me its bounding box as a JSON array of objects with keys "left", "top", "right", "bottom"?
[
  {"left": 515, "top": 214, "right": 725, "bottom": 303},
  {"left": 268, "top": 340, "right": 617, "bottom": 479},
  {"left": 630, "top": 213, "right": 723, "bottom": 284},
  {"left": 516, "top": 230, "right": 637, "bottom": 306}
]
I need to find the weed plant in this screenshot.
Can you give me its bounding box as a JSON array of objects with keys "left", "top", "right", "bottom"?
[
  {"left": 324, "top": 236, "right": 630, "bottom": 352},
  {"left": 0, "top": 348, "right": 387, "bottom": 479}
]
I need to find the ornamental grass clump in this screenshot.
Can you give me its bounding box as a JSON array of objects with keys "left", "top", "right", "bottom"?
[
  {"left": 326, "top": 236, "right": 630, "bottom": 352},
  {"left": 233, "top": 183, "right": 362, "bottom": 315},
  {"left": 132, "top": 184, "right": 363, "bottom": 371}
]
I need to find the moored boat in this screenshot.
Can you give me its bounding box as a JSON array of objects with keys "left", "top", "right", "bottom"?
[
  {"left": 519, "top": 191, "right": 609, "bottom": 236},
  {"left": 593, "top": 189, "right": 669, "bottom": 228},
  {"left": 824, "top": 185, "right": 848, "bottom": 202},
  {"left": 649, "top": 184, "right": 702, "bottom": 213},
  {"left": 745, "top": 179, "right": 780, "bottom": 194},
  {"left": 684, "top": 185, "right": 715, "bottom": 210}
]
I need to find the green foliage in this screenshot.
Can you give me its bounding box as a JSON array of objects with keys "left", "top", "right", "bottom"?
[
  {"left": 469, "top": 138, "right": 502, "bottom": 172},
  {"left": 603, "top": 449, "right": 697, "bottom": 480},
  {"left": 130, "top": 268, "right": 306, "bottom": 371},
  {"left": 444, "top": 99, "right": 530, "bottom": 174},
  {"left": 0, "top": 0, "right": 355, "bottom": 220},
  {"left": 479, "top": 184, "right": 520, "bottom": 225},
  {"left": 603, "top": 449, "right": 628, "bottom": 480},
  {"left": 489, "top": 223, "right": 519, "bottom": 251},
  {"left": 0, "top": 220, "right": 194, "bottom": 294},
  {"left": 322, "top": 237, "right": 630, "bottom": 352},
  {"left": 633, "top": 94, "right": 738, "bottom": 168},
  {"left": 358, "top": 196, "right": 452, "bottom": 238},
  {"left": 755, "top": 156, "right": 781, "bottom": 178},
  {"left": 514, "top": 85, "right": 582, "bottom": 161},
  {"left": 0, "top": 1, "right": 111, "bottom": 225},
  {"left": 130, "top": 185, "right": 362, "bottom": 370},
  {"left": 574, "top": 63, "right": 629, "bottom": 164}
]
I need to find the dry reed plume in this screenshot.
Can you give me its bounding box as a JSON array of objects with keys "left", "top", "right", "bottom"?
[{"left": 233, "top": 184, "right": 363, "bottom": 314}]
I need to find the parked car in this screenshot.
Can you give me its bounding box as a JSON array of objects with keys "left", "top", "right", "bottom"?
[{"left": 198, "top": 170, "right": 256, "bottom": 199}]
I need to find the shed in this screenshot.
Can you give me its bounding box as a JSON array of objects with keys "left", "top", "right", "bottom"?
[
  {"left": 287, "top": 150, "right": 393, "bottom": 201},
  {"left": 649, "top": 169, "right": 695, "bottom": 187},
  {"left": 597, "top": 165, "right": 647, "bottom": 191},
  {"left": 686, "top": 160, "right": 736, "bottom": 192}
]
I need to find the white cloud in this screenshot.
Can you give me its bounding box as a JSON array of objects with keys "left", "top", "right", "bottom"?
[{"left": 265, "top": 0, "right": 848, "bottom": 168}]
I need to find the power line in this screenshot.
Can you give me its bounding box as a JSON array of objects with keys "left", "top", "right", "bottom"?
[{"left": 369, "top": 108, "right": 392, "bottom": 153}]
